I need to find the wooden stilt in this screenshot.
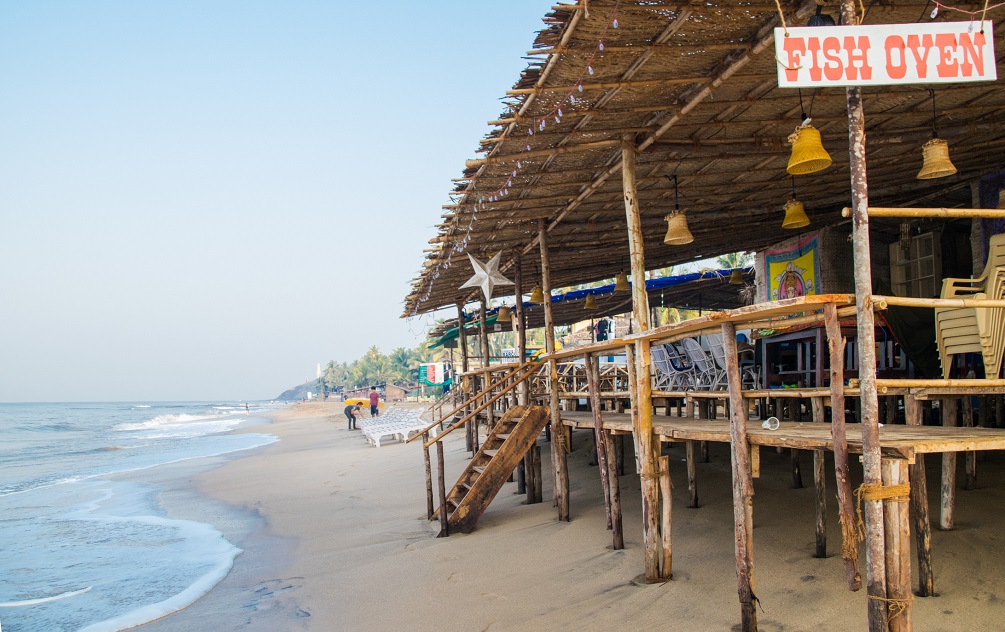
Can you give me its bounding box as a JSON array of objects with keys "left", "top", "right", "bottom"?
[
  {"left": 840, "top": 0, "right": 887, "bottom": 623},
  {"left": 686, "top": 440, "right": 699, "bottom": 508},
  {"left": 824, "top": 303, "right": 862, "bottom": 590},
  {"left": 616, "top": 434, "right": 625, "bottom": 477},
  {"left": 963, "top": 396, "right": 976, "bottom": 490},
  {"left": 722, "top": 323, "right": 756, "bottom": 632},
  {"left": 605, "top": 429, "right": 625, "bottom": 550},
  {"left": 423, "top": 431, "right": 434, "bottom": 520},
  {"left": 586, "top": 352, "right": 613, "bottom": 529},
  {"left": 514, "top": 258, "right": 529, "bottom": 407},
  {"left": 940, "top": 397, "right": 959, "bottom": 530},
  {"left": 437, "top": 441, "right": 448, "bottom": 537},
  {"left": 811, "top": 397, "right": 827, "bottom": 559},
  {"left": 905, "top": 395, "right": 934, "bottom": 597},
  {"left": 883, "top": 458, "right": 914, "bottom": 632},
  {"left": 539, "top": 221, "right": 569, "bottom": 521},
  {"left": 622, "top": 138, "right": 660, "bottom": 582},
  {"left": 659, "top": 455, "right": 673, "bottom": 580},
  {"left": 791, "top": 449, "right": 803, "bottom": 489},
  {"left": 516, "top": 459, "right": 526, "bottom": 495}
]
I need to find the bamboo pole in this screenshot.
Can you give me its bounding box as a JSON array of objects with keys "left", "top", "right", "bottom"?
[
  {"left": 623, "top": 137, "right": 661, "bottom": 582},
  {"left": 905, "top": 395, "right": 934, "bottom": 597},
  {"left": 825, "top": 303, "right": 862, "bottom": 590},
  {"left": 423, "top": 431, "right": 434, "bottom": 520},
  {"left": 941, "top": 397, "right": 959, "bottom": 530},
  {"left": 842, "top": 206, "right": 1005, "bottom": 219},
  {"left": 540, "top": 221, "right": 569, "bottom": 521},
  {"left": 659, "top": 455, "right": 673, "bottom": 581},
  {"left": 811, "top": 397, "right": 827, "bottom": 559},
  {"left": 722, "top": 322, "right": 756, "bottom": 632},
  {"left": 436, "top": 441, "right": 448, "bottom": 537},
  {"left": 882, "top": 458, "right": 914, "bottom": 632},
  {"left": 872, "top": 296, "right": 1005, "bottom": 310},
  {"left": 840, "top": 1, "right": 887, "bottom": 622},
  {"left": 586, "top": 352, "right": 613, "bottom": 530}
]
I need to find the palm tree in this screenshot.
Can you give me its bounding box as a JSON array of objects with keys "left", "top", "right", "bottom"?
[{"left": 716, "top": 251, "right": 752, "bottom": 269}]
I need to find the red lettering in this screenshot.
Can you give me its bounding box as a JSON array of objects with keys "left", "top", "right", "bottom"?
[
  {"left": 806, "top": 37, "right": 823, "bottom": 81},
  {"left": 907, "top": 34, "right": 934, "bottom": 79},
  {"left": 885, "top": 35, "right": 907, "bottom": 79},
  {"left": 782, "top": 36, "right": 807, "bottom": 82},
  {"left": 936, "top": 32, "right": 958, "bottom": 78},
  {"left": 822, "top": 37, "right": 843, "bottom": 81},
  {"left": 959, "top": 31, "right": 987, "bottom": 77},
  {"left": 844, "top": 36, "right": 872, "bottom": 80}
]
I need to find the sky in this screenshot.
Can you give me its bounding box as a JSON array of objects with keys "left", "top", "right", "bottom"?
[{"left": 0, "top": 0, "right": 557, "bottom": 402}]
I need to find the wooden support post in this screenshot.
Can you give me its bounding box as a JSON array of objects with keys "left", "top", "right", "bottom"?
[
  {"left": 514, "top": 257, "right": 529, "bottom": 406},
  {"left": 436, "top": 441, "right": 448, "bottom": 537},
  {"left": 791, "top": 449, "right": 803, "bottom": 489},
  {"left": 586, "top": 352, "right": 613, "bottom": 529},
  {"left": 905, "top": 395, "right": 934, "bottom": 597},
  {"left": 686, "top": 440, "right": 699, "bottom": 508},
  {"left": 940, "top": 397, "right": 959, "bottom": 530},
  {"left": 533, "top": 444, "right": 543, "bottom": 505},
  {"left": 883, "top": 458, "right": 913, "bottom": 632},
  {"left": 616, "top": 434, "right": 625, "bottom": 476},
  {"left": 886, "top": 395, "right": 898, "bottom": 425},
  {"left": 825, "top": 303, "right": 862, "bottom": 590},
  {"left": 539, "top": 221, "right": 569, "bottom": 521},
  {"left": 811, "top": 397, "right": 827, "bottom": 559},
  {"left": 423, "top": 431, "right": 434, "bottom": 520},
  {"left": 480, "top": 300, "right": 494, "bottom": 428},
  {"left": 659, "top": 455, "right": 673, "bottom": 580},
  {"left": 722, "top": 323, "right": 756, "bottom": 632},
  {"left": 840, "top": 0, "right": 887, "bottom": 623},
  {"left": 526, "top": 442, "right": 538, "bottom": 504},
  {"left": 622, "top": 138, "right": 660, "bottom": 582},
  {"left": 962, "top": 396, "right": 976, "bottom": 490},
  {"left": 606, "top": 429, "right": 625, "bottom": 549}
]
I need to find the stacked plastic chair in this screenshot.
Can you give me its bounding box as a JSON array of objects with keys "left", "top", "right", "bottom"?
[{"left": 935, "top": 233, "right": 1005, "bottom": 378}]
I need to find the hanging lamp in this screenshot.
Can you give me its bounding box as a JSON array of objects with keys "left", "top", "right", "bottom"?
[
  {"left": 529, "top": 285, "right": 545, "bottom": 304},
  {"left": 496, "top": 304, "right": 512, "bottom": 323},
  {"left": 584, "top": 293, "right": 598, "bottom": 310},
  {"left": 664, "top": 175, "right": 694, "bottom": 245},
  {"left": 729, "top": 269, "right": 744, "bottom": 284},
  {"left": 782, "top": 176, "right": 811, "bottom": 229},
  {"left": 917, "top": 90, "right": 958, "bottom": 180},
  {"left": 787, "top": 90, "right": 832, "bottom": 175},
  {"left": 614, "top": 270, "right": 630, "bottom": 292}
]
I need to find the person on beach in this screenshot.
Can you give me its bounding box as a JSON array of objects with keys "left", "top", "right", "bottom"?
[
  {"left": 369, "top": 386, "right": 380, "bottom": 417},
  {"left": 344, "top": 402, "right": 362, "bottom": 430}
]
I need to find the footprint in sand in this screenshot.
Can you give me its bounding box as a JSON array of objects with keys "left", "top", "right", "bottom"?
[
  {"left": 480, "top": 592, "right": 506, "bottom": 603},
  {"left": 448, "top": 573, "right": 461, "bottom": 582}
]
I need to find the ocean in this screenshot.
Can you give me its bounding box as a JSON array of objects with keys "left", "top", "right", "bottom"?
[{"left": 0, "top": 402, "right": 280, "bottom": 632}]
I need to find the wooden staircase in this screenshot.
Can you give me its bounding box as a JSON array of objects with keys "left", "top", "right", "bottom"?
[{"left": 437, "top": 404, "right": 550, "bottom": 534}]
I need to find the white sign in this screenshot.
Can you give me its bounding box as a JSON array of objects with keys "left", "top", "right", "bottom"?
[{"left": 775, "top": 22, "right": 996, "bottom": 88}]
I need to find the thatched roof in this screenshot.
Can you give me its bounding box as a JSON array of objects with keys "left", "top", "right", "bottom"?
[{"left": 404, "top": 0, "right": 1005, "bottom": 317}]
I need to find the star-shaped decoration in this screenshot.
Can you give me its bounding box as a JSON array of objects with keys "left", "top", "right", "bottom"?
[{"left": 460, "top": 253, "right": 513, "bottom": 301}]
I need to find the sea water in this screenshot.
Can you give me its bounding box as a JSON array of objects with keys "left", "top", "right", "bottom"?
[{"left": 0, "top": 402, "right": 280, "bottom": 631}]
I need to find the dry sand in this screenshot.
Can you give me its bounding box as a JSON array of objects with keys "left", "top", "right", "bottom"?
[{"left": 139, "top": 402, "right": 1005, "bottom": 631}]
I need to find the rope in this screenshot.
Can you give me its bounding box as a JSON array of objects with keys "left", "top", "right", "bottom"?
[
  {"left": 868, "top": 593, "right": 914, "bottom": 622},
  {"left": 854, "top": 482, "right": 911, "bottom": 541},
  {"left": 773, "top": 0, "right": 789, "bottom": 36}
]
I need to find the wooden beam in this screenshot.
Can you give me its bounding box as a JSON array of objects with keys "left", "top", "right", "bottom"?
[
  {"left": 506, "top": 75, "right": 715, "bottom": 96},
  {"left": 842, "top": 207, "right": 1005, "bottom": 218}
]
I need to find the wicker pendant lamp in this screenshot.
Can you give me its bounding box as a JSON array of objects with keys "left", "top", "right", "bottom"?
[
  {"left": 782, "top": 176, "right": 811, "bottom": 229},
  {"left": 664, "top": 175, "right": 694, "bottom": 245},
  {"left": 584, "top": 293, "right": 598, "bottom": 310},
  {"left": 729, "top": 269, "right": 744, "bottom": 284},
  {"left": 917, "top": 90, "right": 958, "bottom": 180},
  {"left": 786, "top": 91, "right": 831, "bottom": 175}
]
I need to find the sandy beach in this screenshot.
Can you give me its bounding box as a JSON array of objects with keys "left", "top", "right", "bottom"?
[{"left": 137, "top": 402, "right": 1005, "bottom": 631}]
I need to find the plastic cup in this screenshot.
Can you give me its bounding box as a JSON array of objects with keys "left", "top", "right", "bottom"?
[{"left": 761, "top": 416, "right": 780, "bottom": 431}]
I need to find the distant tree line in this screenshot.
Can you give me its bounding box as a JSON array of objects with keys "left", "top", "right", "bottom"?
[{"left": 319, "top": 344, "right": 445, "bottom": 393}]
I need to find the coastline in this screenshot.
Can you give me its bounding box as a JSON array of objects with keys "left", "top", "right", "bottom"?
[{"left": 136, "top": 402, "right": 1005, "bottom": 631}]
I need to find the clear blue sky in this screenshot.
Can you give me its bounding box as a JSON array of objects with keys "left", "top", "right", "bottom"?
[{"left": 0, "top": 0, "right": 556, "bottom": 402}]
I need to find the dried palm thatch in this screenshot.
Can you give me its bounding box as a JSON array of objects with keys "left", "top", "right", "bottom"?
[{"left": 404, "top": 0, "right": 1005, "bottom": 317}]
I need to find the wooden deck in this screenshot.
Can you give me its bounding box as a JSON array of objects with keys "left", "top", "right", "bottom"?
[{"left": 560, "top": 411, "right": 1005, "bottom": 461}]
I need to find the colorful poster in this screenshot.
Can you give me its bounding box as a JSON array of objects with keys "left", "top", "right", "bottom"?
[
  {"left": 766, "top": 233, "right": 821, "bottom": 301},
  {"left": 419, "top": 363, "right": 445, "bottom": 386}
]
